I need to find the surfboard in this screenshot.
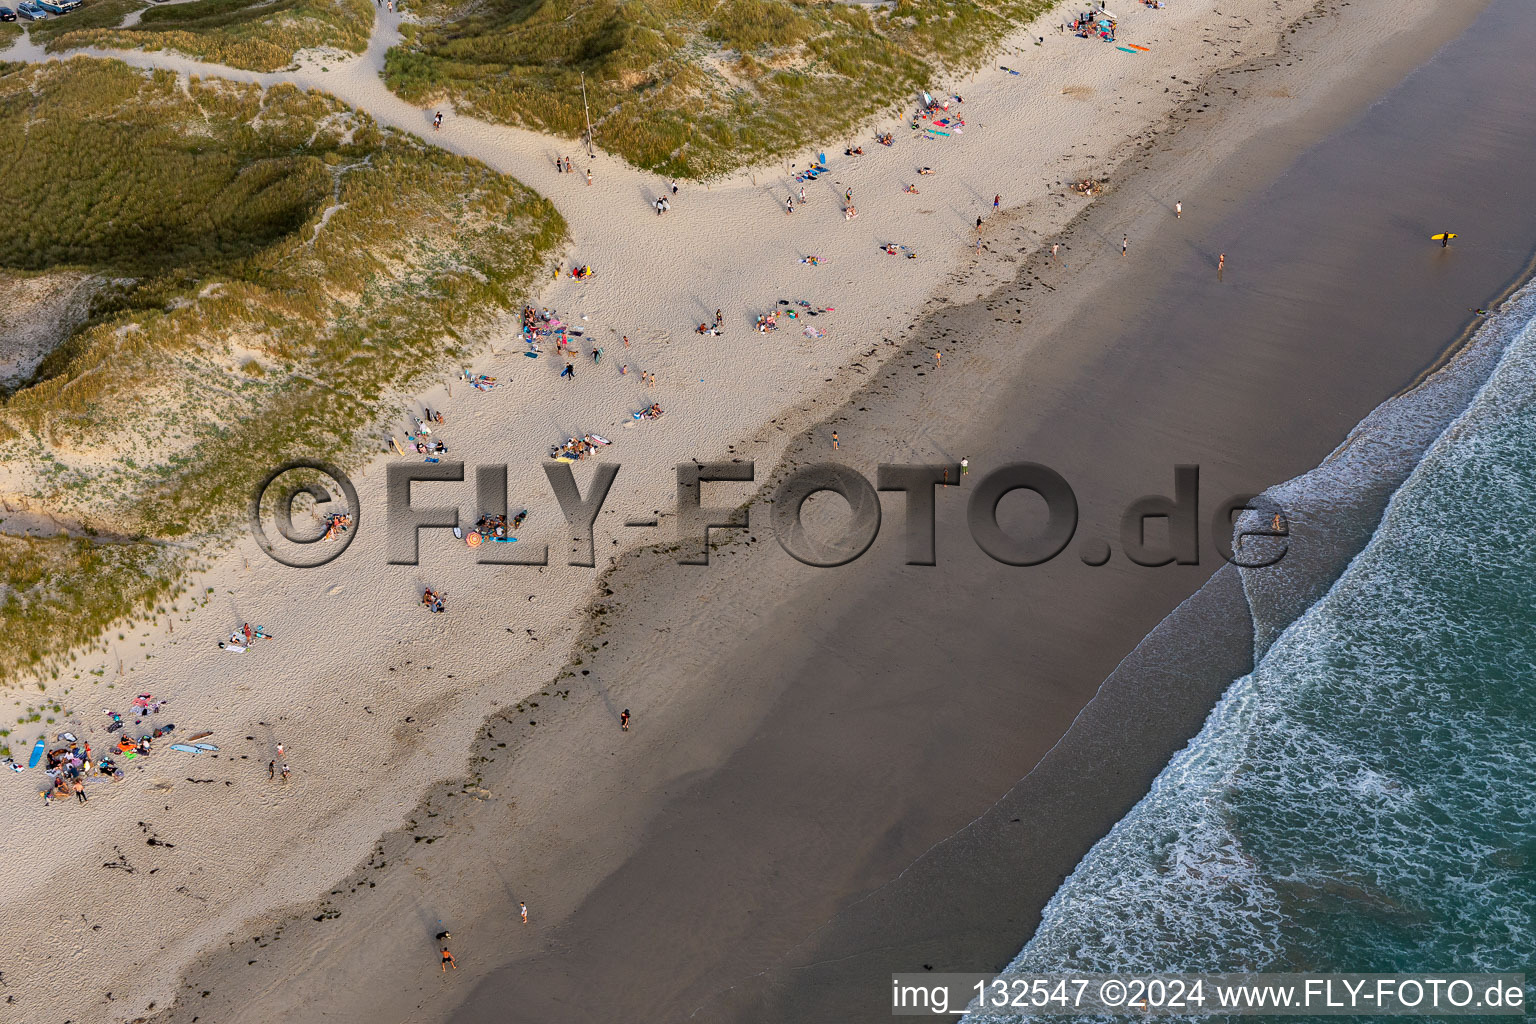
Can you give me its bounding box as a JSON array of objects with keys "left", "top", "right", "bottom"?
[
  {"left": 1128, "top": 43, "right": 1150, "bottom": 50},
  {"left": 492, "top": 536, "right": 518, "bottom": 543},
  {"left": 28, "top": 737, "right": 44, "bottom": 768},
  {"left": 193, "top": 743, "right": 219, "bottom": 752},
  {"left": 1116, "top": 46, "right": 1137, "bottom": 52},
  {"left": 391, "top": 436, "right": 405, "bottom": 456},
  {"left": 169, "top": 744, "right": 201, "bottom": 754},
  {"left": 186, "top": 731, "right": 213, "bottom": 742},
  {"left": 589, "top": 434, "right": 612, "bottom": 445},
  {"left": 1431, "top": 233, "right": 1457, "bottom": 241}
]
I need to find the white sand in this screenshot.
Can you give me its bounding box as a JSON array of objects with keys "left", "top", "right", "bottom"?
[{"left": 0, "top": 0, "right": 1434, "bottom": 1018}]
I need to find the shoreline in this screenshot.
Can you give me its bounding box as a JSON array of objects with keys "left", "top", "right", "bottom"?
[{"left": 126, "top": 0, "right": 1534, "bottom": 1020}]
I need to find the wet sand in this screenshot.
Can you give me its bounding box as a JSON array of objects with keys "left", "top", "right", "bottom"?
[{"left": 150, "top": 0, "right": 1536, "bottom": 1019}]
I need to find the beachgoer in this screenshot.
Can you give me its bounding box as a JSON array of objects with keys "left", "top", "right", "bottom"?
[
  {"left": 442, "top": 947, "right": 457, "bottom": 971},
  {"left": 1051, "top": 243, "right": 1059, "bottom": 258},
  {"left": 670, "top": 179, "right": 678, "bottom": 195},
  {"left": 934, "top": 350, "right": 941, "bottom": 368},
  {"left": 520, "top": 902, "right": 529, "bottom": 924},
  {"left": 73, "top": 780, "right": 87, "bottom": 803},
  {"left": 961, "top": 457, "right": 969, "bottom": 475},
  {"left": 433, "top": 112, "right": 442, "bottom": 131},
  {"left": 786, "top": 195, "right": 794, "bottom": 215},
  {"left": 1218, "top": 252, "right": 1226, "bottom": 278},
  {"left": 281, "top": 763, "right": 290, "bottom": 780},
  {"left": 561, "top": 363, "right": 575, "bottom": 380},
  {"left": 1121, "top": 235, "right": 1128, "bottom": 256},
  {"left": 831, "top": 431, "right": 839, "bottom": 450},
  {"left": 1175, "top": 200, "right": 1182, "bottom": 218},
  {"left": 586, "top": 169, "right": 593, "bottom": 186},
  {"left": 622, "top": 334, "right": 630, "bottom": 347},
  {"left": 565, "top": 157, "right": 572, "bottom": 173},
  {"left": 993, "top": 194, "right": 1001, "bottom": 210},
  {"left": 268, "top": 760, "right": 275, "bottom": 780},
  {"left": 620, "top": 709, "right": 630, "bottom": 731},
  {"left": 593, "top": 347, "right": 603, "bottom": 365}
]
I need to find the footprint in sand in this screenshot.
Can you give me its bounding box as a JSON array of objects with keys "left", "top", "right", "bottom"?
[{"left": 327, "top": 584, "right": 347, "bottom": 596}]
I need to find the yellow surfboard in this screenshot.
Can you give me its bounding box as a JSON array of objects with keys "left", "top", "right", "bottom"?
[{"left": 1431, "top": 233, "right": 1457, "bottom": 241}]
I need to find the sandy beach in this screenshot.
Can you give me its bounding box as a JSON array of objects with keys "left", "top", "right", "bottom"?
[{"left": 1, "top": 0, "right": 1529, "bottom": 1020}]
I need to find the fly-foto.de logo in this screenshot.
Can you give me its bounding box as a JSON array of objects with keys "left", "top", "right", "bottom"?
[{"left": 250, "top": 461, "right": 1290, "bottom": 570}]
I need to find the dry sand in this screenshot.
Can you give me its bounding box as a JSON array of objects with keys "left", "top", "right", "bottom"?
[{"left": 0, "top": 0, "right": 1503, "bottom": 1020}]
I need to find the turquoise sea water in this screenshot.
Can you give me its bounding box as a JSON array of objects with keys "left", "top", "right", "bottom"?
[{"left": 973, "top": 284, "right": 1536, "bottom": 1011}]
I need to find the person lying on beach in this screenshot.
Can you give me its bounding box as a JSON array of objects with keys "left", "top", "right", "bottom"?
[
  {"left": 903, "top": 184, "right": 920, "bottom": 194},
  {"left": 918, "top": 166, "right": 933, "bottom": 175}
]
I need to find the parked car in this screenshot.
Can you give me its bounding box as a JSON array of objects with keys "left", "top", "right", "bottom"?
[
  {"left": 36, "top": 0, "right": 79, "bottom": 12},
  {"left": 0, "top": 6, "right": 17, "bottom": 21},
  {"left": 16, "top": 2, "right": 47, "bottom": 18}
]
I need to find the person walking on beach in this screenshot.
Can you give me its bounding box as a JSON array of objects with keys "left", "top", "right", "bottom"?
[
  {"left": 671, "top": 179, "right": 679, "bottom": 195},
  {"left": 832, "top": 431, "right": 839, "bottom": 450},
  {"left": 433, "top": 112, "right": 443, "bottom": 131},
  {"left": 1218, "top": 252, "right": 1226, "bottom": 279},
  {"left": 280, "top": 763, "right": 290, "bottom": 781},
  {"left": 441, "top": 947, "right": 457, "bottom": 971},
  {"left": 1051, "top": 242, "right": 1059, "bottom": 258},
  {"left": 1121, "top": 235, "right": 1128, "bottom": 256},
  {"left": 586, "top": 168, "right": 593, "bottom": 187},
  {"left": 268, "top": 760, "right": 276, "bottom": 780},
  {"left": 993, "top": 194, "right": 1001, "bottom": 211},
  {"left": 620, "top": 709, "right": 630, "bottom": 731},
  {"left": 520, "top": 902, "right": 529, "bottom": 924},
  {"left": 961, "top": 457, "right": 969, "bottom": 476},
  {"left": 561, "top": 362, "right": 575, "bottom": 380},
  {"left": 592, "top": 347, "right": 604, "bottom": 366},
  {"left": 786, "top": 195, "right": 794, "bottom": 215},
  {"left": 73, "top": 779, "right": 87, "bottom": 803},
  {"left": 1175, "top": 200, "right": 1182, "bottom": 219}
]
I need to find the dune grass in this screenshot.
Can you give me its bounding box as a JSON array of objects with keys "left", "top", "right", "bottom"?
[
  {"left": 46, "top": 0, "right": 373, "bottom": 70},
  {"left": 0, "top": 534, "right": 183, "bottom": 683},
  {"left": 384, "top": 0, "right": 1056, "bottom": 177},
  {"left": 0, "top": 59, "right": 565, "bottom": 683},
  {"left": 25, "top": 0, "right": 148, "bottom": 46},
  {"left": 0, "top": 22, "right": 21, "bottom": 47}
]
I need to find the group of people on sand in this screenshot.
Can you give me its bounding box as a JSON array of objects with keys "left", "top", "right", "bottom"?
[
  {"left": 219, "top": 622, "right": 273, "bottom": 652},
  {"left": 549, "top": 434, "right": 610, "bottom": 461},
  {"left": 421, "top": 587, "right": 446, "bottom": 613},
  {"left": 30, "top": 735, "right": 115, "bottom": 805}
]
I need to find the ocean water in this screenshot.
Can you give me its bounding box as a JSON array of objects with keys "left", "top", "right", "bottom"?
[{"left": 970, "top": 282, "right": 1536, "bottom": 1014}]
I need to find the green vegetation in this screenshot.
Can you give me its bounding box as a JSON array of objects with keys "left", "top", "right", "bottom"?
[
  {"left": 0, "top": 59, "right": 565, "bottom": 683},
  {"left": 0, "top": 535, "right": 182, "bottom": 683},
  {"left": 46, "top": 0, "right": 373, "bottom": 71},
  {"left": 25, "top": 0, "right": 148, "bottom": 46},
  {"left": 0, "top": 22, "right": 21, "bottom": 47},
  {"left": 384, "top": 0, "right": 1056, "bottom": 177}
]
